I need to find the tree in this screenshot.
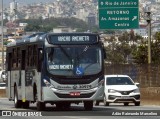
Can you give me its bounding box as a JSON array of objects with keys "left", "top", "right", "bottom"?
[
  {"left": 132, "top": 32, "right": 160, "bottom": 64},
  {"left": 117, "top": 42, "right": 132, "bottom": 63},
  {"left": 129, "top": 29, "right": 136, "bottom": 44},
  {"left": 105, "top": 41, "right": 131, "bottom": 64},
  {"left": 104, "top": 31, "right": 140, "bottom": 64},
  {"left": 19, "top": 17, "right": 90, "bottom": 32},
  {"left": 118, "top": 31, "right": 129, "bottom": 43},
  {"left": 152, "top": 32, "right": 160, "bottom": 64},
  {"left": 104, "top": 30, "right": 115, "bottom": 34},
  {"left": 132, "top": 44, "right": 148, "bottom": 64},
  {"left": 153, "top": 32, "right": 160, "bottom": 42},
  {"left": 25, "top": 24, "right": 41, "bottom": 32}
]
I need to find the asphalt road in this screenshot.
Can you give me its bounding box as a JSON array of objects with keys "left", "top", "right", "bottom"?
[{"left": 0, "top": 98, "right": 160, "bottom": 119}]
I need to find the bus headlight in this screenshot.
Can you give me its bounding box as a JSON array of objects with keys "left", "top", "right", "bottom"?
[
  {"left": 98, "top": 79, "right": 104, "bottom": 87},
  {"left": 43, "top": 79, "right": 51, "bottom": 87}
]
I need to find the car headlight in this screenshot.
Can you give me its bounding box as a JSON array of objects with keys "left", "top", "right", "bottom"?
[
  {"left": 133, "top": 88, "right": 140, "bottom": 93},
  {"left": 108, "top": 89, "right": 117, "bottom": 93}
]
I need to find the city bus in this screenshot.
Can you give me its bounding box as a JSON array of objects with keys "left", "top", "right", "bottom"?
[{"left": 6, "top": 32, "right": 106, "bottom": 111}]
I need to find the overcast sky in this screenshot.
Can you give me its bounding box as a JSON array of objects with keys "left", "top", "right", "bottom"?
[{"left": 2, "top": 0, "right": 55, "bottom": 7}]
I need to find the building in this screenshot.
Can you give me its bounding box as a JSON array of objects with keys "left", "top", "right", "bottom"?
[
  {"left": 156, "top": 0, "right": 160, "bottom": 3},
  {"left": 134, "top": 24, "right": 148, "bottom": 39},
  {"left": 0, "top": 26, "right": 7, "bottom": 35},
  {"left": 53, "top": 26, "right": 74, "bottom": 33},
  {"left": 0, "top": 51, "right": 6, "bottom": 70},
  {"left": 10, "top": 1, "right": 18, "bottom": 15},
  {"left": 87, "top": 13, "right": 96, "bottom": 30}
]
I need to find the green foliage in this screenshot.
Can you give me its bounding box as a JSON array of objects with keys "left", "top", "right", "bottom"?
[
  {"left": 132, "top": 45, "right": 148, "bottom": 64},
  {"left": 118, "top": 31, "right": 129, "bottom": 43},
  {"left": 18, "top": 17, "right": 90, "bottom": 32},
  {"left": 132, "top": 32, "right": 160, "bottom": 64},
  {"left": 4, "top": 41, "right": 11, "bottom": 45},
  {"left": 103, "top": 30, "right": 115, "bottom": 34},
  {"left": 105, "top": 41, "right": 132, "bottom": 64},
  {"left": 105, "top": 30, "right": 144, "bottom": 64},
  {"left": 153, "top": 32, "right": 160, "bottom": 42}
]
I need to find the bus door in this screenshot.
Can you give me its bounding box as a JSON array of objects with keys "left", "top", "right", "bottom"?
[
  {"left": 7, "top": 53, "right": 12, "bottom": 99},
  {"left": 21, "top": 50, "right": 26, "bottom": 102}
]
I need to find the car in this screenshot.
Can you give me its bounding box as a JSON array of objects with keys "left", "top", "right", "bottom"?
[
  {"left": 0, "top": 82, "right": 6, "bottom": 89},
  {"left": 0, "top": 70, "right": 6, "bottom": 82},
  {"left": 95, "top": 75, "right": 140, "bottom": 106}
]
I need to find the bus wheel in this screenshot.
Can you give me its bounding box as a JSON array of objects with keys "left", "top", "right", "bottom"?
[
  {"left": 14, "top": 87, "right": 22, "bottom": 108},
  {"left": 104, "top": 96, "right": 109, "bottom": 106},
  {"left": 22, "top": 101, "right": 30, "bottom": 109},
  {"left": 84, "top": 101, "right": 93, "bottom": 111},
  {"left": 37, "top": 101, "right": 45, "bottom": 111},
  {"left": 135, "top": 102, "right": 140, "bottom": 106},
  {"left": 33, "top": 85, "right": 37, "bottom": 102},
  {"left": 95, "top": 101, "right": 100, "bottom": 106}
]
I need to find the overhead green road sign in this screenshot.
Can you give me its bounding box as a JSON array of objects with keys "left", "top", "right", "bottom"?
[{"left": 98, "top": 0, "right": 139, "bottom": 29}]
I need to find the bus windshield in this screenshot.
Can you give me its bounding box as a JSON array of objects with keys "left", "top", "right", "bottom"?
[{"left": 46, "top": 46, "right": 102, "bottom": 76}]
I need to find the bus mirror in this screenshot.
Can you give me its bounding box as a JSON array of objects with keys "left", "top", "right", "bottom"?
[{"left": 38, "top": 49, "right": 43, "bottom": 72}]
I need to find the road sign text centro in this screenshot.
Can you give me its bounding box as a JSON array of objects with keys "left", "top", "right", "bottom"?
[{"left": 99, "top": 0, "right": 139, "bottom": 29}]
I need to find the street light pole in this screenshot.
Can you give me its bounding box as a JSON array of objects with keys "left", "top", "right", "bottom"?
[
  {"left": 146, "top": 11, "right": 151, "bottom": 64},
  {"left": 1, "top": 0, "right": 4, "bottom": 70}
]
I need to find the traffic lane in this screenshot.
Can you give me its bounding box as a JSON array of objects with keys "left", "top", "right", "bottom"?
[
  {"left": 1, "top": 97, "right": 160, "bottom": 111},
  {"left": 0, "top": 102, "right": 156, "bottom": 111},
  {"left": 1, "top": 102, "right": 160, "bottom": 115},
  {"left": 0, "top": 98, "right": 160, "bottom": 119}
]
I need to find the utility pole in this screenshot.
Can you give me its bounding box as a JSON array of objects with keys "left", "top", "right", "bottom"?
[
  {"left": 145, "top": 9, "right": 152, "bottom": 86},
  {"left": 145, "top": 11, "right": 151, "bottom": 64},
  {"left": 1, "top": 0, "right": 4, "bottom": 70}
]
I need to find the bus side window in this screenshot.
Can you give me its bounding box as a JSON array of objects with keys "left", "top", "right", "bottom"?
[
  {"left": 33, "top": 45, "right": 38, "bottom": 67},
  {"left": 11, "top": 48, "right": 17, "bottom": 69},
  {"left": 18, "top": 59, "right": 21, "bottom": 68},
  {"left": 21, "top": 50, "right": 26, "bottom": 70},
  {"left": 12, "top": 59, "right": 16, "bottom": 69},
  {"left": 37, "top": 49, "right": 43, "bottom": 72},
  {"left": 7, "top": 53, "right": 12, "bottom": 71}
]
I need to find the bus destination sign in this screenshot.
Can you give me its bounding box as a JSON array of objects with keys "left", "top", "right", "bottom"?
[{"left": 48, "top": 35, "right": 98, "bottom": 45}]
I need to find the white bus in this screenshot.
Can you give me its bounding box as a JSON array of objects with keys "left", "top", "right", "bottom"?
[{"left": 6, "top": 32, "right": 106, "bottom": 111}]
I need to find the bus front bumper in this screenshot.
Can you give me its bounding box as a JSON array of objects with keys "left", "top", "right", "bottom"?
[{"left": 42, "top": 86, "right": 104, "bottom": 102}]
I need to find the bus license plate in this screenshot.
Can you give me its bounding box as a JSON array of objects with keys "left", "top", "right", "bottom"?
[{"left": 70, "top": 92, "right": 80, "bottom": 96}]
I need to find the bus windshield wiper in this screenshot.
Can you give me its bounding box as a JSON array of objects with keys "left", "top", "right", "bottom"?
[
  {"left": 74, "top": 45, "right": 90, "bottom": 61},
  {"left": 58, "top": 45, "right": 72, "bottom": 63}
]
